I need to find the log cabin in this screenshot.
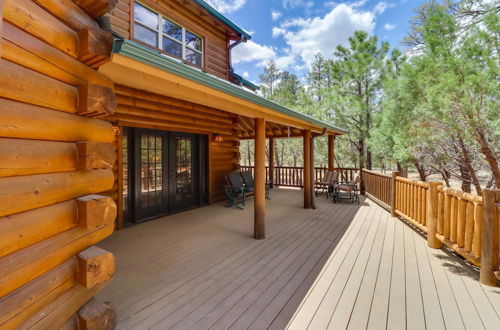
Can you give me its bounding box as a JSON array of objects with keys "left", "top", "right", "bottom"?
[{"left": 0, "top": 0, "right": 346, "bottom": 328}]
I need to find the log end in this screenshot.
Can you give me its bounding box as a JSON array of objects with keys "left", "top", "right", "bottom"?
[
  {"left": 77, "top": 246, "right": 115, "bottom": 289},
  {"left": 78, "top": 298, "right": 117, "bottom": 330},
  {"left": 77, "top": 194, "right": 117, "bottom": 230},
  {"left": 74, "top": 0, "right": 119, "bottom": 20},
  {"left": 77, "top": 141, "right": 116, "bottom": 170},
  {"left": 78, "top": 83, "right": 117, "bottom": 118}
]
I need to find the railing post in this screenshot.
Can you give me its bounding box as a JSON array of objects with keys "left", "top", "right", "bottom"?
[
  {"left": 390, "top": 171, "right": 399, "bottom": 217},
  {"left": 427, "top": 182, "right": 443, "bottom": 249},
  {"left": 480, "top": 189, "right": 499, "bottom": 286},
  {"left": 360, "top": 168, "right": 365, "bottom": 195}
]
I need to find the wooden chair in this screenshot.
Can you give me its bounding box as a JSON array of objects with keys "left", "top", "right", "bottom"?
[
  {"left": 225, "top": 171, "right": 246, "bottom": 209},
  {"left": 333, "top": 173, "right": 360, "bottom": 204},
  {"left": 315, "top": 170, "right": 333, "bottom": 196},
  {"left": 240, "top": 171, "right": 271, "bottom": 200}
]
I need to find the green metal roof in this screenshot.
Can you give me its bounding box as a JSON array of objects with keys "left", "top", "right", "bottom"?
[
  {"left": 112, "top": 39, "right": 347, "bottom": 134},
  {"left": 193, "top": 0, "right": 252, "bottom": 40},
  {"left": 230, "top": 72, "right": 260, "bottom": 91}
]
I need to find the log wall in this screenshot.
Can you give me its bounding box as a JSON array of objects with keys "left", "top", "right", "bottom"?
[
  {"left": 106, "top": 84, "right": 240, "bottom": 209},
  {"left": 0, "top": 0, "right": 119, "bottom": 328},
  {"left": 105, "top": 0, "right": 230, "bottom": 79}
]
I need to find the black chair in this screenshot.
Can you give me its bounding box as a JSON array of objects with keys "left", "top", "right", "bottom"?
[
  {"left": 225, "top": 171, "right": 246, "bottom": 209},
  {"left": 240, "top": 171, "right": 270, "bottom": 200}
]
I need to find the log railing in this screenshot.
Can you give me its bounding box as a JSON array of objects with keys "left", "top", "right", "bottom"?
[
  {"left": 362, "top": 169, "right": 392, "bottom": 208},
  {"left": 240, "top": 166, "right": 357, "bottom": 188},
  {"left": 436, "top": 187, "right": 483, "bottom": 266},
  {"left": 361, "top": 168, "right": 500, "bottom": 286},
  {"left": 395, "top": 176, "right": 430, "bottom": 233}
]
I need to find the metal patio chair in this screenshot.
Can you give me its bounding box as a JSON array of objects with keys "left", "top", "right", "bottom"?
[
  {"left": 240, "top": 171, "right": 271, "bottom": 200},
  {"left": 333, "top": 173, "right": 360, "bottom": 204},
  {"left": 225, "top": 171, "right": 246, "bottom": 209}
]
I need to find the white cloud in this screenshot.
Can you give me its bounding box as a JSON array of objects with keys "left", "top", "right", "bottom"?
[
  {"left": 274, "top": 3, "right": 375, "bottom": 70},
  {"left": 282, "top": 0, "right": 313, "bottom": 10},
  {"left": 272, "top": 27, "right": 286, "bottom": 38},
  {"left": 204, "top": 0, "right": 246, "bottom": 14},
  {"left": 232, "top": 40, "right": 277, "bottom": 66},
  {"left": 242, "top": 71, "right": 250, "bottom": 78},
  {"left": 373, "top": 2, "right": 394, "bottom": 15},
  {"left": 271, "top": 10, "right": 283, "bottom": 20},
  {"left": 384, "top": 23, "right": 396, "bottom": 30}
]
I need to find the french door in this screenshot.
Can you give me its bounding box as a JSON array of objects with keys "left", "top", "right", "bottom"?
[{"left": 122, "top": 127, "right": 207, "bottom": 224}]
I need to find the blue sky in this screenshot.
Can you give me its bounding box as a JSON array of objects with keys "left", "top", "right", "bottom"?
[{"left": 204, "top": 0, "right": 428, "bottom": 84}]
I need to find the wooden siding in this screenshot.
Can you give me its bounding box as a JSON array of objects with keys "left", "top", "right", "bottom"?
[
  {"left": 106, "top": 0, "right": 230, "bottom": 79},
  {"left": 105, "top": 84, "right": 240, "bottom": 205},
  {"left": 0, "top": 0, "right": 118, "bottom": 328}
]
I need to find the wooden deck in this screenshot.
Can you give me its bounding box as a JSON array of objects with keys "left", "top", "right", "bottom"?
[{"left": 97, "top": 189, "right": 500, "bottom": 329}]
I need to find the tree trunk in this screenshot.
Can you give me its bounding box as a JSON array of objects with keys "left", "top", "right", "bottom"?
[
  {"left": 246, "top": 142, "right": 252, "bottom": 166},
  {"left": 459, "top": 164, "right": 472, "bottom": 193},
  {"left": 414, "top": 161, "right": 427, "bottom": 181},
  {"left": 458, "top": 136, "right": 482, "bottom": 195},
  {"left": 475, "top": 128, "right": 500, "bottom": 189}
]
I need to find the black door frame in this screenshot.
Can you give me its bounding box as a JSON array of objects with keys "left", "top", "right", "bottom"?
[{"left": 122, "top": 127, "right": 208, "bottom": 225}]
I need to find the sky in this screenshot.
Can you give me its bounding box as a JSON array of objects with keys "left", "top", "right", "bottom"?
[{"left": 204, "top": 0, "right": 429, "bottom": 84}]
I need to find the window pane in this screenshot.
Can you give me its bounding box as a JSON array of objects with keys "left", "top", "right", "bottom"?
[
  {"left": 185, "top": 30, "right": 202, "bottom": 51},
  {"left": 162, "top": 19, "right": 182, "bottom": 41},
  {"left": 135, "top": 24, "right": 157, "bottom": 47},
  {"left": 185, "top": 48, "right": 202, "bottom": 66},
  {"left": 134, "top": 3, "right": 158, "bottom": 30},
  {"left": 162, "top": 38, "right": 182, "bottom": 58}
]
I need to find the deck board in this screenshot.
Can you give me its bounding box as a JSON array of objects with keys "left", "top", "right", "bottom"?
[{"left": 96, "top": 189, "right": 500, "bottom": 329}]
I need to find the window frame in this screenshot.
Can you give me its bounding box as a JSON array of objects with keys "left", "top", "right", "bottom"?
[{"left": 132, "top": 1, "right": 204, "bottom": 68}]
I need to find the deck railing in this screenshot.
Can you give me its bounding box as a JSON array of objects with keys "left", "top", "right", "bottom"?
[
  {"left": 362, "top": 168, "right": 500, "bottom": 286},
  {"left": 240, "top": 166, "right": 357, "bottom": 188}
]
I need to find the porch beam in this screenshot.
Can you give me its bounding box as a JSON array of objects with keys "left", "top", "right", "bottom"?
[
  {"left": 328, "top": 135, "right": 335, "bottom": 171},
  {"left": 303, "top": 129, "right": 312, "bottom": 209},
  {"left": 254, "top": 118, "right": 266, "bottom": 239},
  {"left": 269, "top": 138, "right": 275, "bottom": 189}
]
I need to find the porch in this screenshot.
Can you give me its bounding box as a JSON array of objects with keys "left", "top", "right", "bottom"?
[{"left": 96, "top": 188, "right": 500, "bottom": 329}]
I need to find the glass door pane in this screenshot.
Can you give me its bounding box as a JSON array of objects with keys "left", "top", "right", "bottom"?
[{"left": 175, "top": 136, "right": 193, "bottom": 202}]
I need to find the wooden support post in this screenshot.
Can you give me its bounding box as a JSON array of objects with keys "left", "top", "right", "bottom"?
[
  {"left": 310, "top": 136, "right": 316, "bottom": 209},
  {"left": 427, "top": 182, "right": 443, "bottom": 249},
  {"left": 328, "top": 135, "right": 335, "bottom": 171},
  {"left": 269, "top": 137, "right": 275, "bottom": 189},
  {"left": 303, "top": 129, "right": 312, "bottom": 209},
  {"left": 391, "top": 171, "right": 399, "bottom": 217},
  {"left": 480, "top": 189, "right": 499, "bottom": 286},
  {"left": 254, "top": 118, "right": 266, "bottom": 240},
  {"left": 77, "top": 298, "right": 116, "bottom": 330}
]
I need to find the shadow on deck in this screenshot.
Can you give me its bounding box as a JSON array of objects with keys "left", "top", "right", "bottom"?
[{"left": 97, "top": 188, "right": 500, "bottom": 329}]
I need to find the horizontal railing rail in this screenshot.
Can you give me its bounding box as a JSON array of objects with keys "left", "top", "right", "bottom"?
[
  {"left": 361, "top": 168, "right": 499, "bottom": 287},
  {"left": 240, "top": 166, "right": 357, "bottom": 188}
]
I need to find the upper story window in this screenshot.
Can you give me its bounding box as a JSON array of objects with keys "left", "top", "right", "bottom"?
[{"left": 134, "top": 2, "right": 203, "bottom": 67}]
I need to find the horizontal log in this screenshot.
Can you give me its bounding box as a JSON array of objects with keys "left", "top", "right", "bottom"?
[
  {"left": 114, "top": 84, "right": 232, "bottom": 119},
  {"left": 33, "top": 0, "right": 98, "bottom": 31},
  {"left": 0, "top": 215, "right": 115, "bottom": 297},
  {"left": 438, "top": 186, "right": 482, "bottom": 203},
  {"left": 77, "top": 298, "right": 116, "bottom": 330},
  {"left": 0, "top": 169, "right": 114, "bottom": 217},
  {"left": 21, "top": 283, "right": 104, "bottom": 330},
  {"left": 0, "top": 59, "right": 78, "bottom": 113},
  {"left": 74, "top": 0, "right": 118, "bottom": 19},
  {"left": 77, "top": 141, "right": 116, "bottom": 170},
  {"left": 0, "top": 98, "right": 115, "bottom": 143},
  {"left": 0, "top": 200, "right": 77, "bottom": 257},
  {"left": 0, "top": 257, "right": 77, "bottom": 329},
  {"left": 0, "top": 138, "right": 77, "bottom": 177},
  {"left": 117, "top": 94, "right": 234, "bottom": 125},
  {"left": 0, "top": 195, "right": 115, "bottom": 257},
  {"left": 116, "top": 104, "right": 233, "bottom": 131},
  {"left": 78, "top": 26, "right": 114, "bottom": 68},
  {"left": 395, "top": 176, "right": 429, "bottom": 188},
  {"left": 0, "top": 246, "right": 114, "bottom": 328},
  {"left": 113, "top": 117, "right": 230, "bottom": 135},
  {"left": 1, "top": 22, "right": 113, "bottom": 88},
  {"left": 3, "top": 0, "right": 78, "bottom": 57}
]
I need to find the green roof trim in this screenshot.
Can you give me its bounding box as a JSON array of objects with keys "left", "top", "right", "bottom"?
[
  {"left": 193, "top": 0, "right": 252, "bottom": 40},
  {"left": 230, "top": 72, "right": 260, "bottom": 91},
  {"left": 113, "top": 39, "right": 348, "bottom": 134}
]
